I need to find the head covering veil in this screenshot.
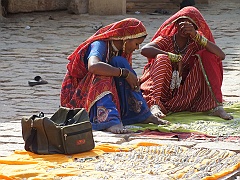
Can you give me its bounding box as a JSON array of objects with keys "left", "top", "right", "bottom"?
[
  {"left": 151, "top": 6, "right": 215, "bottom": 43},
  {"left": 67, "top": 18, "right": 147, "bottom": 78}
]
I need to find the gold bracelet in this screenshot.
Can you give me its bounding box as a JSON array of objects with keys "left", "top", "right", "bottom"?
[
  {"left": 118, "top": 68, "right": 123, "bottom": 77},
  {"left": 200, "top": 35, "right": 208, "bottom": 47},
  {"left": 192, "top": 32, "right": 208, "bottom": 47},
  {"left": 192, "top": 32, "right": 201, "bottom": 42},
  {"left": 168, "top": 52, "right": 182, "bottom": 62}
]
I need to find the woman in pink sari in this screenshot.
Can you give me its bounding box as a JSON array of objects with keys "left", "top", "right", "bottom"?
[{"left": 140, "top": 6, "right": 233, "bottom": 120}]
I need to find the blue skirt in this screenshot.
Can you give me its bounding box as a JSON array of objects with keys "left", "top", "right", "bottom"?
[{"left": 89, "top": 56, "right": 151, "bottom": 130}]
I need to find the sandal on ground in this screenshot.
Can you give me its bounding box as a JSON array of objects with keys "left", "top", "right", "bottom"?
[{"left": 28, "top": 76, "right": 48, "bottom": 87}]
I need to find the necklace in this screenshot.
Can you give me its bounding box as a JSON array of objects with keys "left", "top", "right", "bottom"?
[
  {"left": 173, "top": 34, "right": 189, "bottom": 55},
  {"left": 111, "top": 41, "right": 119, "bottom": 52},
  {"left": 109, "top": 41, "right": 120, "bottom": 57}
]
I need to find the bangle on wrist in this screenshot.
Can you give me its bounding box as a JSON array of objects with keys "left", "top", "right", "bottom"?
[
  {"left": 118, "top": 68, "right": 123, "bottom": 77},
  {"left": 167, "top": 52, "right": 182, "bottom": 62},
  {"left": 125, "top": 71, "right": 130, "bottom": 79},
  {"left": 121, "top": 68, "right": 130, "bottom": 78},
  {"left": 199, "top": 35, "right": 208, "bottom": 47},
  {"left": 192, "top": 32, "right": 208, "bottom": 47},
  {"left": 192, "top": 32, "right": 201, "bottom": 42}
]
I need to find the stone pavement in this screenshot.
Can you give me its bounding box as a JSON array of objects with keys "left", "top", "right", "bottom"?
[{"left": 0, "top": 0, "right": 239, "bottom": 174}]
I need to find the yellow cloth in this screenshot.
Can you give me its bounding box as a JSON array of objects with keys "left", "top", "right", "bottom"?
[
  {"left": 0, "top": 143, "right": 140, "bottom": 180},
  {"left": 0, "top": 143, "right": 239, "bottom": 180}
]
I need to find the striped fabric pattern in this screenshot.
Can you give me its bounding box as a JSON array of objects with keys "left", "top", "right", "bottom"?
[
  {"left": 141, "top": 36, "right": 217, "bottom": 114},
  {"left": 140, "top": 6, "right": 223, "bottom": 114}
]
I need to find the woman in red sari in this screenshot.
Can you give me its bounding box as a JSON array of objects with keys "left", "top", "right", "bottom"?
[
  {"left": 140, "top": 6, "right": 233, "bottom": 120},
  {"left": 61, "top": 18, "right": 169, "bottom": 134}
]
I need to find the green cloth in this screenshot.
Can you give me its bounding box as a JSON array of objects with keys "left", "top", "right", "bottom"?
[{"left": 130, "top": 102, "right": 240, "bottom": 136}]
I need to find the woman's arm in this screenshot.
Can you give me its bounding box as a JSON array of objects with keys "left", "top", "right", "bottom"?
[
  {"left": 190, "top": 31, "right": 225, "bottom": 60},
  {"left": 140, "top": 42, "right": 168, "bottom": 58},
  {"left": 88, "top": 56, "right": 121, "bottom": 77},
  {"left": 181, "top": 22, "right": 225, "bottom": 60},
  {"left": 86, "top": 41, "right": 121, "bottom": 77},
  {"left": 87, "top": 40, "right": 140, "bottom": 90},
  {"left": 88, "top": 56, "right": 140, "bottom": 90},
  {"left": 204, "top": 40, "right": 225, "bottom": 60}
]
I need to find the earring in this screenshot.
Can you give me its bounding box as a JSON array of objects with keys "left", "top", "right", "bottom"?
[{"left": 122, "top": 41, "right": 126, "bottom": 53}]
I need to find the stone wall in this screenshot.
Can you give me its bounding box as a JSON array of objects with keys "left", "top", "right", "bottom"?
[
  {"left": 1, "top": 0, "right": 209, "bottom": 17},
  {"left": 126, "top": 0, "right": 209, "bottom": 13},
  {"left": 67, "top": 0, "right": 89, "bottom": 14},
  {"left": 127, "top": 0, "right": 179, "bottom": 13},
  {"left": 1, "top": 0, "right": 89, "bottom": 15},
  {"left": 0, "top": 5, "right": 2, "bottom": 19},
  {"left": 89, "top": 0, "right": 126, "bottom": 15},
  {"left": 7, "top": 0, "right": 67, "bottom": 13},
  {"left": 1, "top": 0, "right": 7, "bottom": 18}
]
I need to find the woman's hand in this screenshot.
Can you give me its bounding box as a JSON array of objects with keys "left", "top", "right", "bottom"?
[
  {"left": 125, "top": 71, "right": 140, "bottom": 91},
  {"left": 179, "top": 21, "right": 197, "bottom": 38},
  {"left": 178, "top": 21, "right": 225, "bottom": 60}
]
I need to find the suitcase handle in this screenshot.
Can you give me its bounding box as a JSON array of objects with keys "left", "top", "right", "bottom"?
[{"left": 24, "top": 112, "right": 44, "bottom": 152}]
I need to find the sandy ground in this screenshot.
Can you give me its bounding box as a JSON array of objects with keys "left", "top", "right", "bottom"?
[{"left": 0, "top": 0, "right": 239, "bottom": 165}]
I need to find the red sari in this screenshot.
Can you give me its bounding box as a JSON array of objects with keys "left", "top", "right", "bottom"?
[
  {"left": 140, "top": 6, "right": 223, "bottom": 114},
  {"left": 60, "top": 18, "right": 147, "bottom": 112}
]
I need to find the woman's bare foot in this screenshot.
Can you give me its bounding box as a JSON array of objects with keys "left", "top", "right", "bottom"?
[
  {"left": 142, "top": 115, "right": 170, "bottom": 125},
  {"left": 210, "top": 106, "right": 233, "bottom": 120},
  {"left": 150, "top": 105, "right": 166, "bottom": 118},
  {"left": 106, "top": 123, "right": 132, "bottom": 134}
]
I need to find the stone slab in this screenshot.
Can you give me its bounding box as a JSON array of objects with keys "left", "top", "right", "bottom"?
[{"left": 89, "top": 0, "right": 126, "bottom": 15}]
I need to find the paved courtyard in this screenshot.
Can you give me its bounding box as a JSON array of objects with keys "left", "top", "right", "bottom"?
[{"left": 0, "top": 1, "right": 239, "bottom": 171}]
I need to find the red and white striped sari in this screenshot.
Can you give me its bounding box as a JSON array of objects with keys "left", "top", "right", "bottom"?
[{"left": 140, "top": 6, "right": 223, "bottom": 114}]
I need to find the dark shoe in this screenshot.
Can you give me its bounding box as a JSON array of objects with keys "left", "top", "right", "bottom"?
[{"left": 28, "top": 76, "right": 48, "bottom": 87}]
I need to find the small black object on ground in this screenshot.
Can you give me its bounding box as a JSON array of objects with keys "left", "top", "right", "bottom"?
[
  {"left": 148, "top": 9, "right": 171, "bottom": 15},
  {"left": 28, "top": 76, "right": 48, "bottom": 87}
]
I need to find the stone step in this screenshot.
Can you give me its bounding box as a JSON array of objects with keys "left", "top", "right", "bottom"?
[{"left": 126, "top": 0, "right": 209, "bottom": 13}]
